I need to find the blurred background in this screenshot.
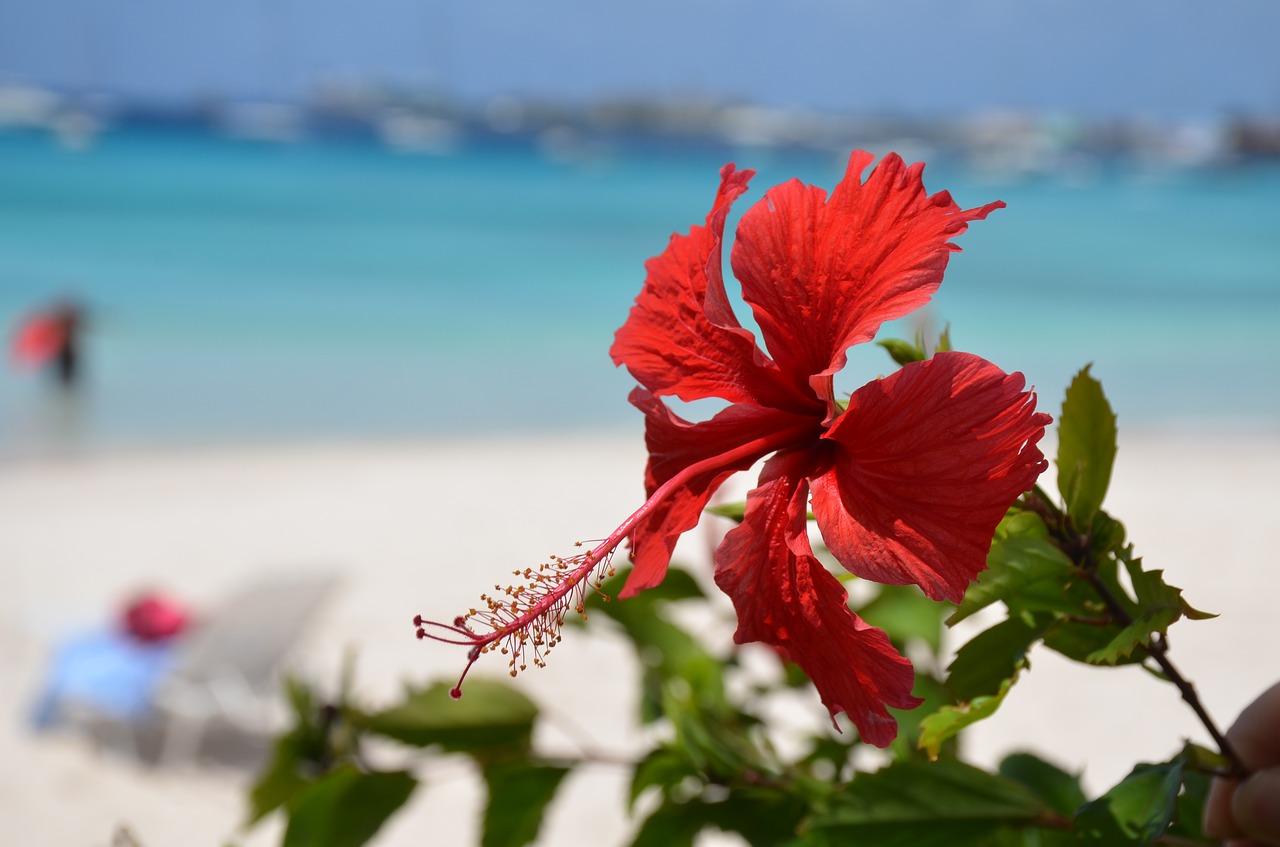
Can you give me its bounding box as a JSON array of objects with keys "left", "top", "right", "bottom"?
[
  {"left": 3, "top": 4, "right": 1280, "bottom": 846},
  {"left": 1, "top": 0, "right": 1278, "bottom": 455}
]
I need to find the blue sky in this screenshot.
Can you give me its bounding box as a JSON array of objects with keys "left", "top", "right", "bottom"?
[{"left": 1, "top": 0, "right": 1278, "bottom": 119}]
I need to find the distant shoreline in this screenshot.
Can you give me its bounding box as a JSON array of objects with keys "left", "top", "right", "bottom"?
[{"left": 5, "top": 80, "right": 1280, "bottom": 169}]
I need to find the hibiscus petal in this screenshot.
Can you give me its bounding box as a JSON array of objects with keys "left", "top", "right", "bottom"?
[
  {"left": 621, "top": 389, "right": 816, "bottom": 598},
  {"left": 714, "top": 451, "right": 922, "bottom": 747},
  {"left": 812, "top": 351, "right": 1051, "bottom": 603},
  {"left": 730, "top": 150, "right": 1004, "bottom": 412},
  {"left": 611, "top": 164, "right": 802, "bottom": 410}
]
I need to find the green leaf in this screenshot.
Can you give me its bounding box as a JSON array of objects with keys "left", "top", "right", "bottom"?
[
  {"left": 949, "top": 537, "right": 1077, "bottom": 625},
  {"left": 808, "top": 760, "right": 1050, "bottom": 846},
  {"left": 1085, "top": 553, "right": 1197, "bottom": 664},
  {"left": 858, "top": 584, "right": 950, "bottom": 653},
  {"left": 1169, "top": 767, "right": 1215, "bottom": 842},
  {"left": 284, "top": 675, "right": 317, "bottom": 723},
  {"left": 590, "top": 565, "right": 705, "bottom": 609},
  {"left": 247, "top": 677, "right": 337, "bottom": 825},
  {"left": 1041, "top": 556, "right": 1147, "bottom": 667},
  {"left": 988, "top": 828, "right": 1079, "bottom": 847},
  {"left": 1181, "top": 741, "right": 1230, "bottom": 774},
  {"left": 630, "top": 801, "right": 706, "bottom": 847},
  {"left": 1126, "top": 551, "right": 1213, "bottom": 620},
  {"left": 629, "top": 748, "right": 700, "bottom": 810},
  {"left": 631, "top": 792, "right": 808, "bottom": 847},
  {"left": 946, "top": 614, "right": 1048, "bottom": 701},
  {"left": 480, "top": 761, "right": 570, "bottom": 847},
  {"left": 639, "top": 566, "right": 707, "bottom": 604},
  {"left": 1074, "top": 756, "right": 1185, "bottom": 845},
  {"left": 703, "top": 791, "right": 809, "bottom": 847},
  {"left": 800, "top": 734, "right": 857, "bottom": 784},
  {"left": 1087, "top": 510, "right": 1127, "bottom": 558},
  {"left": 358, "top": 678, "right": 538, "bottom": 752},
  {"left": 1056, "top": 365, "right": 1118, "bottom": 529},
  {"left": 282, "top": 767, "right": 417, "bottom": 847},
  {"left": 877, "top": 338, "right": 926, "bottom": 366},
  {"left": 998, "top": 753, "right": 1086, "bottom": 817},
  {"left": 1042, "top": 619, "right": 1148, "bottom": 667},
  {"left": 247, "top": 734, "right": 311, "bottom": 824},
  {"left": 889, "top": 673, "right": 955, "bottom": 762},
  {"left": 935, "top": 324, "right": 953, "bottom": 353},
  {"left": 993, "top": 509, "right": 1050, "bottom": 543},
  {"left": 927, "top": 615, "right": 1050, "bottom": 754},
  {"left": 590, "top": 569, "right": 730, "bottom": 725},
  {"left": 705, "top": 501, "right": 746, "bottom": 522},
  {"left": 660, "top": 681, "right": 761, "bottom": 779},
  {"left": 918, "top": 675, "right": 1015, "bottom": 760}
]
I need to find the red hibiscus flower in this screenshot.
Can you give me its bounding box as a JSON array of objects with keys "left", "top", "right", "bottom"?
[{"left": 418, "top": 151, "right": 1050, "bottom": 747}]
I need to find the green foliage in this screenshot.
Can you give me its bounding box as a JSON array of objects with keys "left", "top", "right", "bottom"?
[
  {"left": 998, "top": 753, "right": 1087, "bottom": 818},
  {"left": 358, "top": 678, "right": 539, "bottom": 753},
  {"left": 946, "top": 614, "right": 1048, "bottom": 702},
  {"left": 240, "top": 366, "right": 1229, "bottom": 847},
  {"left": 916, "top": 612, "right": 1050, "bottom": 759},
  {"left": 1084, "top": 554, "right": 1190, "bottom": 664},
  {"left": 587, "top": 568, "right": 730, "bottom": 729},
  {"left": 249, "top": 737, "right": 312, "bottom": 826},
  {"left": 859, "top": 583, "right": 951, "bottom": 653},
  {"left": 889, "top": 673, "right": 956, "bottom": 762},
  {"left": 950, "top": 536, "right": 1078, "bottom": 626},
  {"left": 628, "top": 798, "right": 707, "bottom": 847},
  {"left": 876, "top": 338, "right": 927, "bottom": 366},
  {"left": 247, "top": 678, "right": 331, "bottom": 824},
  {"left": 1170, "top": 767, "right": 1216, "bottom": 844},
  {"left": 877, "top": 326, "right": 953, "bottom": 368},
  {"left": 480, "top": 762, "right": 570, "bottom": 847},
  {"left": 632, "top": 791, "right": 810, "bottom": 847},
  {"left": 281, "top": 767, "right": 417, "bottom": 847},
  {"left": 808, "top": 760, "right": 1053, "bottom": 846},
  {"left": 628, "top": 748, "right": 700, "bottom": 811},
  {"left": 918, "top": 675, "right": 1016, "bottom": 761},
  {"left": 1056, "top": 365, "right": 1118, "bottom": 529},
  {"left": 708, "top": 501, "right": 815, "bottom": 523},
  {"left": 705, "top": 501, "right": 746, "bottom": 522},
  {"left": 246, "top": 673, "right": 560, "bottom": 847},
  {"left": 1073, "top": 754, "right": 1185, "bottom": 844}
]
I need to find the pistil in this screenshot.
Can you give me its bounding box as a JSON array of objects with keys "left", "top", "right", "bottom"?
[{"left": 414, "top": 423, "right": 814, "bottom": 698}]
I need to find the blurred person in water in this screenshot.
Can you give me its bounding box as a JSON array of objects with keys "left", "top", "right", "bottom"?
[{"left": 9, "top": 299, "right": 87, "bottom": 388}]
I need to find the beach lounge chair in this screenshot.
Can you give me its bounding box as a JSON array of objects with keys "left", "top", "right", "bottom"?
[
  {"left": 35, "top": 571, "right": 337, "bottom": 765},
  {"left": 151, "top": 571, "right": 337, "bottom": 763}
]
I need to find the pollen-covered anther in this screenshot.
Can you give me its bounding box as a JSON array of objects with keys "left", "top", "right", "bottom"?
[{"left": 414, "top": 542, "right": 619, "bottom": 698}]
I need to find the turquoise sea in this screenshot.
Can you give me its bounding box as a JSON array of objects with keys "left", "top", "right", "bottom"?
[{"left": 1, "top": 128, "right": 1278, "bottom": 457}]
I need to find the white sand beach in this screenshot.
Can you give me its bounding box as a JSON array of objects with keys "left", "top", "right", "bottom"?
[{"left": 2, "top": 428, "right": 1277, "bottom": 845}]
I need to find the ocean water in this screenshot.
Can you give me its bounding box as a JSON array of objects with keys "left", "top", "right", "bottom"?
[{"left": 1, "top": 127, "right": 1278, "bottom": 457}]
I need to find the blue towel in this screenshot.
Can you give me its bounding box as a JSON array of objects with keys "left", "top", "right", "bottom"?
[{"left": 31, "top": 630, "right": 178, "bottom": 729}]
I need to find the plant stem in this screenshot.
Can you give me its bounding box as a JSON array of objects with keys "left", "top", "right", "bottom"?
[
  {"left": 1022, "top": 487, "right": 1247, "bottom": 778},
  {"left": 1080, "top": 567, "right": 1247, "bottom": 779}
]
